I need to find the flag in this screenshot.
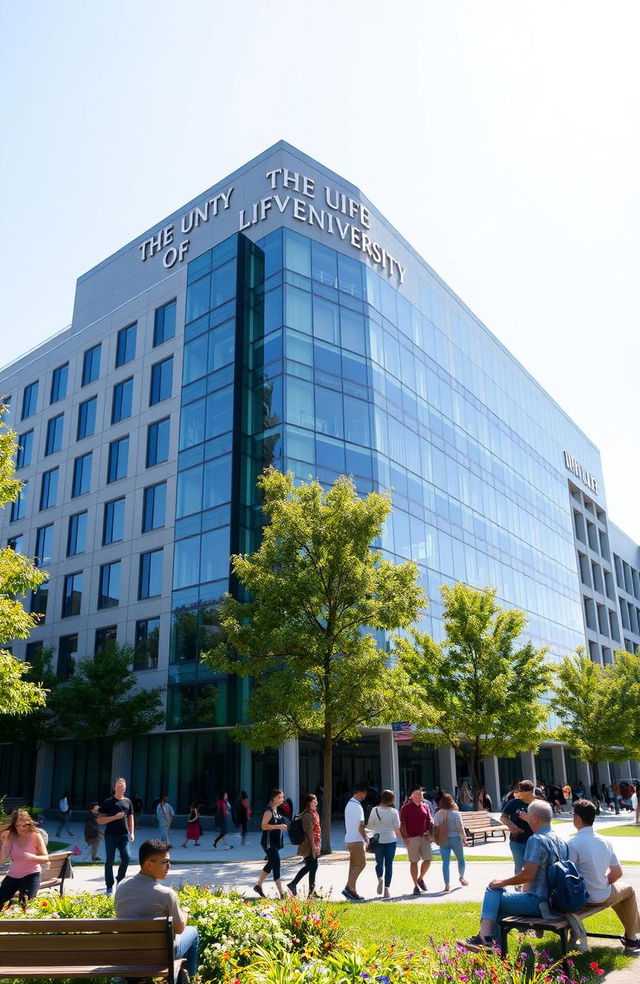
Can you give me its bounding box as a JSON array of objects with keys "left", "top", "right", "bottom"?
[{"left": 392, "top": 722, "right": 414, "bottom": 743}]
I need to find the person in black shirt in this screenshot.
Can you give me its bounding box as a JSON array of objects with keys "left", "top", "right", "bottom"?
[
  {"left": 254, "top": 788, "right": 289, "bottom": 899},
  {"left": 83, "top": 802, "right": 102, "bottom": 861},
  {"left": 97, "top": 777, "right": 134, "bottom": 894},
  {"left": 500, "top": 779, "right": 536, "bottom": 874}
]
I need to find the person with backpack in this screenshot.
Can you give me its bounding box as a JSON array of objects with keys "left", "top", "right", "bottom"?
[
  {"left": 462, "top": 799, "right": 576, "bottom": 950},
  {"left": 286, "top": 793, "right": 321, "bottom": 897}
]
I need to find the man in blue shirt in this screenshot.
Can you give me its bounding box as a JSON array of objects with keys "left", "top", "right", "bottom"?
[{"left": 464, "top": 799, "right": 565, "bottom": 948}]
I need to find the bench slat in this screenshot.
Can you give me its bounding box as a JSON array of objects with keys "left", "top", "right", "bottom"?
[
  {"left": 1, "top": 933, "right": 167, "bottom": 951},
  {"left": 1, "top": 965, "right": 171, "bottom": 977},
  {"left": 3, "top": 950, "right": 169, "bottom": 967},
  {"left": 0, "top": 917, "right": 169, "bottom": 932}
]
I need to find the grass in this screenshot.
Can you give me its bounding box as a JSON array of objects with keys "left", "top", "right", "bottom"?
[
  {"left": 47, "top": 840, "right": 67, "bottom": 852},
  {"left": 598, "top": 824, "right": 640, "bottom": 837}
]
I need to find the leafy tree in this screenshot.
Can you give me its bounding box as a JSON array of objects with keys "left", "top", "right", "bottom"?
[
  {"left": 51, "top": 642, "right": 165, "bottom": 744},
  {"left": 0, "top": 410, "right": 48, "bottom": 714},
  {"left": 612, "top": 648, "right": 640, "bottom": 755},
  {"left": 0, "top": 645, "right": 60, "bottom": 746},
  {"left": 202, "top": 470, "right": 425, "bottom": 851},
  {"left": 552, "top": 651, "right": 635, "bottom": 790},
  {"left": 396, "top": 583, "right": 552, "bottom": 803}
]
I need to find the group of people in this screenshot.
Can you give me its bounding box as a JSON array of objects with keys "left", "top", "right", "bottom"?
[{"left": 502, "top": 777, "right": 640, "bottom": 821}]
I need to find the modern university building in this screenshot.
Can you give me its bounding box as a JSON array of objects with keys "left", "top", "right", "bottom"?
[{"left": 1, "top": 141, "right": 639, "bottom": 816}]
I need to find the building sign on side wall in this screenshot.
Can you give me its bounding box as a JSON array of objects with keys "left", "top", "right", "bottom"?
[{"left": 564, "top": 451, "right": 599, "bottom": 495}]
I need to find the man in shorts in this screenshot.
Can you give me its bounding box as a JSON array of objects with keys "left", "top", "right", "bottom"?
[{"left": 400, "top": 785, "right": 433, "bottom": 895}]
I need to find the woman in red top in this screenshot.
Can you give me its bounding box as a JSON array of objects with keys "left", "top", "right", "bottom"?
[
  {"left": 286, "top": 793, "right": 321, "bottom": 897},
  {"left": 0, "top": 810, "right": 49, "bottom": 909}
]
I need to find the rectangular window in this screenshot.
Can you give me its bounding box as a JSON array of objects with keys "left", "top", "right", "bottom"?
[
  {"left": 103, "top": 497, "right": 125, "bottom": 545},
  {"left": 142, "top": 481, "right": 166, "bottom": 532},
  {"left": 153, "top": 299, "right": 176, "bottom": 346},
  {"left": 40, "top": 468, "right": 59, "bottom": 510},
  {"left": 77, "top": 396, "right": 97, "bottom": 440},
  {"left": 30, "top": 584, "right": 48, "bottom": 621},
  {"left": 98, "top": 560, "right": 121, "bottom": 609},
  {"left": 71, "top": 452, "right": 92, "bottom": 497},
  {"left": 111, "top": 377, "right": 134, "bottom": 424},
  {"left": 61, "top": 571, "right": 83, "bottom": 618},
  {"left": 57, "top": 634, "right": 78, "bottom": 678},
  {"left": 95, "top": 625, "right": 117, "bottom": 654},
  {"left": 10, "top": 485, "right": 28, "bottom": 522},
  {"left": 134, "top": 617, "right": 160, "bottom": 670},
  {"left": 16, "top": 430, "right": 33, "bottom": 469},
  {"left": 7, "top": 534, "right": 23, "bottom": 552},
  {"left": 21, "top": 381, "right": 39, "bottom": 420},
  {"left": 115, "top": 322, "right": 137, "bottom": 367},
  {"left": 139, "top": 548, "right": 163, "bottom": 599},
  {"left": 50, "top": 363, "right": 69, "bottom": 403},
  {"left": 67, "top": 511, "right": 87, "bottom": 556},
  {"left": 149, "top": 357, "right": 173, "bottom": 405},
  {"left": 25, "top": 640, "right": 44, "bottom": 664},
  {"left": 107, "top": 436, "right": 129, "bottom": 483},
  {"left": 44, "top": 414, "right": 64, "bottom": 456},
  {"left": 35, "top": 524, "right": 54, "bottom": 566},
  {"left": 82, "top": 343, "right": 101, "bottom": 386},
  {"left": 146, "top": 417, "right": 170, "bottom": 467}
]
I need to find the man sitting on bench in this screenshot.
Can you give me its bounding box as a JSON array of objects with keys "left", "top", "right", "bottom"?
[
  {"left": 115, "top": 839, "right": 199, "bottom": 978},
  {"left": 462, "top": 800, "right": 564, "bottom": 949},
  {"left": 569, "top": 798, "right": 640, "bottom": 954}
]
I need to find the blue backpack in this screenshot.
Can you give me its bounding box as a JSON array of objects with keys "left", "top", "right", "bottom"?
[{"left": 538, "top": 834, "right": 589, "bottom": 913}]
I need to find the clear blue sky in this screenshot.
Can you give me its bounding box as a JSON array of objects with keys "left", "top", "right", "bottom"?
[{"left": 1, "top": 1, "right": 638, "bottom": 539}]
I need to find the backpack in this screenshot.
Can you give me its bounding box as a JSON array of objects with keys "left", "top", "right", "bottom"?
[
  {"left": 538, "top": 834, "right": 589, "bottom": 913},
  {"left": 289, "top": 813, "right": 306, "bottom": 845}
]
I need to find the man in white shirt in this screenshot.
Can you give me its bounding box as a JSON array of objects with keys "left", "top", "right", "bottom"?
[
  {"left": 343, "top": 783, "right": 368, "bottom": 901},
  {"left": 569, "top": 798, "right": 640, "bottom": 954}
]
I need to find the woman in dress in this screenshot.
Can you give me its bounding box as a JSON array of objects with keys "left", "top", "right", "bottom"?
[
  {"left": 366, "top": 788, "right": 401, "bottom": 899},
  {"left": 254, "top": 788, "right": 289, "bottom": 898},
  {"left": 0, "top": 809, "right": 49, "bottom": 909},
  {"left": 287, "top": 793, "right": 321, "bottom": 897},
  {"left": 182, "top": 801, "right": 201, "bottom": 848},
  {"left": 433, "top": 792, "right": 469, "bottom": 892},
  {"left": 214, "top": 791, "right": 233, "bottom": 850}
]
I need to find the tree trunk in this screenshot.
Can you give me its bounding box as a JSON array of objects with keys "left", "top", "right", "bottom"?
[
  {"left": 321, "top": 728, "right": 333, "bottom": 853},
  {"left": 590, "top": 760, "right": 601, "bottom": 814},
  {"left": 470, "top": 753, "right": 483, "bottom": 810}
]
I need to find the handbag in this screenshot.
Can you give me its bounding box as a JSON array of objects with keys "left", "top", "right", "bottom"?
[
  {"left": 435, "top": 815, "right": 449, "bottom": 846},
  {"left": 366, "top": 808, "right": 381, "bottom": 851}
]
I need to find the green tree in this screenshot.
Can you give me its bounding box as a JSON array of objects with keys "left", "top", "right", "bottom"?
[
  {"left": 612, "top": 648, "right": 640, "bottom": 755},
  {"left": 0, "top": 645, "right": 60, "bottom": 746},
  {"left": 0, "top": 410, "right": 48, "bottom": 714},
  {"left": 202, "top": 470, "right": 425, "bottom": 851},
  {"left": 552, "top": 651, "right": 634, "bottom": 791},
  {"left": 51, "top": 642, "right": 165, "bottom": 744},
  {"left": 396, "top": 583, "right": 552, "bottom": 803}
]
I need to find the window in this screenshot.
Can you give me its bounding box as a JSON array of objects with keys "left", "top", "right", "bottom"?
[
  {"left": 61, "top": 572, "right": 83, "bottom": 618},
  {"left": 139, "top": 549, "right": 163, "bottom": 599},
  {"left": 21, "top": 381, "right": 39, "bottom": 419},
  {"left": 10, "top": 485, "right": 28, "bottom": 522},
  {"left": 135, "top": 617, "right": 160, "bottom": 670},
  {"left": 77, "top": 396, "right": 97, "bottom": 440},
  {"left": 103, "top": 497, "right": 125, "bottom": 545},
  {"left": 111, "top": 377, "right": 133, "bottom": 424},
  {"left": 149, "top": 357, "right": 173, "bottom": 405},
  {"left": 142, "top": 482, "right": 166, "bottom": 532},
  {"left": 40, "top": 468, "right": 59, "bottom": 510},
  {"left": 30, "top": 584, "right": 48, "bottom": 621},
  {"left": 35, "top": 524, "right": 54, "bottom": 566},
  {"left": 82, "top": 344, "right": 101, "bottom": 386},
  {"left": 71, "top": 452, "right": 92, "bottom": 497},
  {"left": 153, "top": 299, "right": 176, "bottom": 346},
  {"left": 95, "top": 625, "right": 117, "bottom": 654},
  {"left": 57, "top": 634, "right": 78, "bottom": 678},
  {"left": 16, "top": 430, "right": 33, "bottom": 469},
  {"left": 50, "top": 363, "right": 69, "bottom": 403},
  {"left": 7, "top": 534, "right": 23, "bottom": 552},
  {"left": 45, "top": 414, "right": 64, "bottom": 455},
  {"left": 146, "top": 418, "right": 170, "bottom": 466},
  {"left": 107, "top": 436, "right": 129, "bottom": 482},
  {"left": 67, "top": 511, "right": 87, "bottom": 556},
  {"left": 115, "top": 322, "right": 137, "bottom": 367},
  {"left": 98, "top": 560, "right": 121, "bottom": 609},
  {"left": 25, "top": 641, "right": 44, "bottom": 664}
]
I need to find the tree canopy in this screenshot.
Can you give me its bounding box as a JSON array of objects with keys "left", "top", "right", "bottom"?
[{"left": 202, "top": 469, "right": 426, "bottom": 850}]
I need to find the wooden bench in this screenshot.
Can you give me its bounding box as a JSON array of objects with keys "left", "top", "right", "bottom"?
[
  {"left": 0, "top": 916, "right": 186, "bottom": 983},
  {"left": 0, "top": 851, "right": 73, "bottom": 906},
  {"left": 500, "top": 903, "right": 621, "bottom": 959},
  {"left": 461, "top": 810, "right": 508, "bottom": 845}
]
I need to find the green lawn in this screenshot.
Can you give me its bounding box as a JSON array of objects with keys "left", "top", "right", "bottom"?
[
  {"left": 47, "top": 840, "right": 67, "bottom": 852},
  {"left": 598, "top": 824, "right": 640, "bottom": 837}
]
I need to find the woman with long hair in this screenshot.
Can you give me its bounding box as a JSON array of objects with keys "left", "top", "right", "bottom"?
[
  {"left": 287, "top": 793, "right": 321, "bottom": 897},
  {"left": 366, "top": 788, "right": 401, "bottom": 899},
  {"left": 182, "top": 801, "right": 201, "bottom": 848},
  {"left": 433, "top": 792, "right": 469, "bottom": 892},
  {"left": 214, "top": 791, "right": 233, "bottom": 850},
  {"left": 254, "top": 788, "right": 289, "bottom": 898},
  {"left": 0, "top": 809, "right": 49, "bottom": 909}
]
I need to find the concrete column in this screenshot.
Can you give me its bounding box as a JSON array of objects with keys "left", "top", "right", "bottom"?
[
  {"left": 279, "top": 738, "right": 300, "bottom": 814},
  {"left": 597, "top": 762, "right": 611, "bottom": 785},
  {"left": 551, "top": 745, "right": 567, "bottom": 786},
  {"left": 483, "top": 756, "right": 500, "bottom": 811},
  {"left": 576, "top": 760, "right": 591, "bottom": 788},
  {"left": 379, "top": 730, "right": 400, "bottom": 803},
  {"left": 438, "top": 746, "right": 457, "bottom": 794},
  {"left": 32, "top": 743, "right": 56, "bottom": 809},
  {"left": 520, "top": 752, "right": 536, "bottom": 785}
]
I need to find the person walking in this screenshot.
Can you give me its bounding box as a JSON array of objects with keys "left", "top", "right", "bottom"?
[
  {"left": 343, "top": 782, "right": 368, "bottom": 901},
  {"left": 213, "top": 791, "right": 233, "bottom": 850},
  {"left": 433, "top": 792, "right": 469, "bottom": 892},
  {"left": 0, "top": 810, "right": 49, "bottom": 908},
  {"left": 399, "top": 785, "right": 433, "bottom": 895},
  {"left": 97, "top": 777, "right": 135, "bottom": 895},
  {"left": 182, "top": 802, "right": 202, "bottom": 848},
  {"left": 254, "top": 788, "right": 289, "bottom": 898},
  {"left": 287, "top": 793, "right": 321, "bottom": 897},
  {"left": 55, "top": 791, "right": 73, "bottom": 837},
  {"left": 156, "top": 794, "right": 175, "bottom": 844},
  {"left": 366, "top": 789, "right": 401, "bottom": 899},
  {"left": 233, "top": 791, "right": 251, "bottom": 845},
  {"left": 83, "top": 802, "right": 102, "bottom": 861}
]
